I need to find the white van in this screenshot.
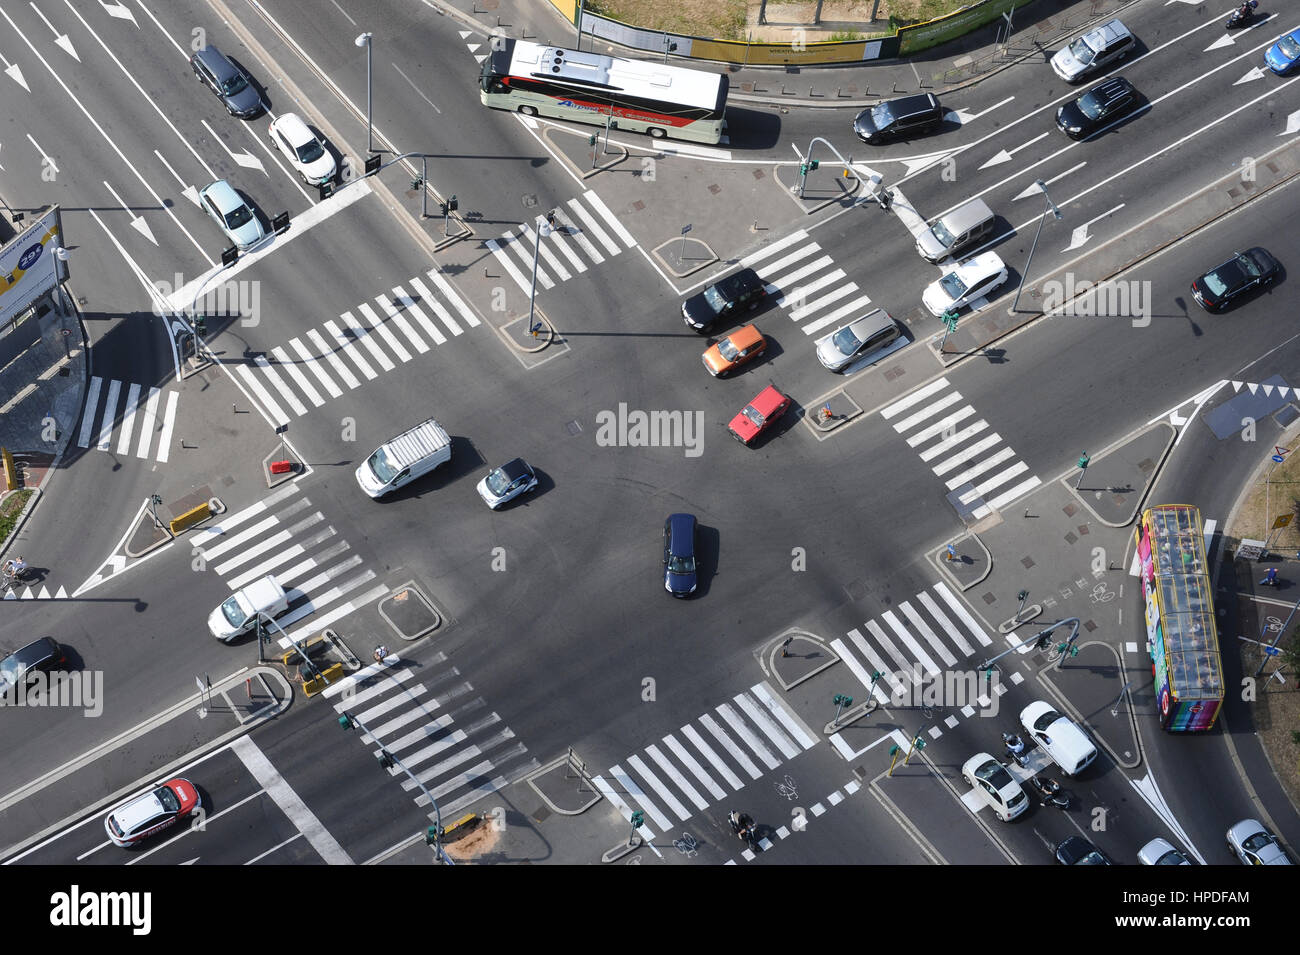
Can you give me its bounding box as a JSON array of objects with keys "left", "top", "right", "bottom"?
[
  {"left": 355, "top": 418, "right": 452, "bottom": 498},
  {"left": 1019, "top": 700, "right": 1098, "bottom": 776},
  {"left": 208, "top": 575, "right": 289, "bottom": 642}
]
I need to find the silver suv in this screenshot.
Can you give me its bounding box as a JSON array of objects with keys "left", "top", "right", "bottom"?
[{"left": 1051, "top": 19, "right": 1135, "bottom": 83}]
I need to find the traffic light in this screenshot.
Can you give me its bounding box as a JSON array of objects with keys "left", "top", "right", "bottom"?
[
  {"left": 809, "top": 159, "right": 819, "bottom": 171},
  {"left": 410, "top": 176, "right": 424, "bottom": 190},
  {"left": 1035, "top": 633, "right": 1050, "bottom": 650},
  {"left": 378, "top": 749, "right": 395, "bottom": 769},
  {"left": 448, "top": 195, "right": 458, "bottom": 211},
  {"left": 338, "top": 713, "right": 356, "bottom": 731},
  {"left": 425, "top": 825, "right": 439, "bottom": 845}
]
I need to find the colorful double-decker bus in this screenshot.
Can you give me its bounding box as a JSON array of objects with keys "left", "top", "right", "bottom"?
[
  {"left": 479, "top": 40, "right": 728, "bottom": 145},
  {"left": 1134, "top": 504, "right": 1223, "bottom": 732}
]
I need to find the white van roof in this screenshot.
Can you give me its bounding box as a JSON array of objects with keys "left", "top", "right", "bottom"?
[{"left": 382, "top": 418, "right": 451, "bottom": 471}]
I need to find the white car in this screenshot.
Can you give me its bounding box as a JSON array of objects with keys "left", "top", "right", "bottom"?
[
  {"left": 962, "top": 753, "right": 1029, "bottom": 821},
  {"left": 1138, "top": 837, "right": 1192, "bottom": 865},
  {"left": 922, "top": 251, "right": 1008, "bottom": 317},
  {"left": 269, "top": 112, "right": 336, "bottom": 186},
  {"left": 1019, "top": 700, "right": 1097, "bottom": 775},
  {"left": 1226, "top": 819, "right": 1292, "bottom": 865},
  {"left": 199, "top": 179, "right": 267, "bottom": 250},
  {"left": 476, "top": 457, "right": 538, "bottom": 509}
]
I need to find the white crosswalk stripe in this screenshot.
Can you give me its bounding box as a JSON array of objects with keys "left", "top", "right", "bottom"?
[
  {"left": 738, "top": 230, "right": 874, "bottom": 336},
  {"left": 595, "top": 683, "right": 816, "bottom": 835},
  {"left": 233, "top": 267, "right": 482, "bottom": 422},
  {"left": 832, "top": 582, "right": 1002, "bottom": 702},
  {"left": 76, "top": 377, "right": 180, "bottom": 463},
  {"left": 485, "top": 192, "right": 637, "bottom": 294},
  {"left": 881, "top": 378, "right": 1041, "bottom": 520}
]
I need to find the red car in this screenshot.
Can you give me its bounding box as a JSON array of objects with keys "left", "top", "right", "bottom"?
[
  {"left": 104, "top": 778, "right": 201, "bottom": 847},
  {"left": 728, "top": 385, "right": 792, "bottom": 445}
]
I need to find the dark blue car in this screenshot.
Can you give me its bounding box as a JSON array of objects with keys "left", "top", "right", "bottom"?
[{"left": 663, "top": 513, "right": 698, "bottom": 597}]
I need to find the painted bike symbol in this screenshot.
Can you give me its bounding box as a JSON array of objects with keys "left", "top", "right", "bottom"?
[
  {"left": 1090, "top": 582, "right": 1116, "bottom": 604},
  {"left": 774, "top": 774, "right": 798, "bottom": 801},
  {"left": 673, "top": 832, "right": 698, "bottom": 857}
]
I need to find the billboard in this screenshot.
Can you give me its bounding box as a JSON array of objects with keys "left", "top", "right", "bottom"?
[{"left": 0, "top": 206, "right": 65, "bottom": 326}]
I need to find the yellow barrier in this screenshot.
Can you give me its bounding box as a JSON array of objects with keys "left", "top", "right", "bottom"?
[
  {"left": 1, "top": 449, "right": 16, "bottom": 491},
  {"left": 303, "top": 662, "right": 345, "bottom": 697},
  {"left": 282, "top": 636, "right": 327, "bottom": 667},
  {"left": 169, "top": 501, "right": 211, "bottom": 535},
  {"left": 441, "top": 812, "right": 481, "bottom": 841}
]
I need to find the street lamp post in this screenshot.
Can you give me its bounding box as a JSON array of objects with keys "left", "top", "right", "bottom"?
[
  {"left": 355, "top": 33, "right": 373, "bottom": 153},
  {"left": 526, "top": 214, "right": 553, "bottom": 338},
  {"left": 1011, "top": 179, "right": 1062, "bottom": 313}
]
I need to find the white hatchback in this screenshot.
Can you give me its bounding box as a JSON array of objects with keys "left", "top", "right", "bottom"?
[
  {"left": 922, "top": 251, "right": 1008, "bottom": 317},
  {"left": 962, "top": 753, "right": 1029, "bottom": 821},
  {"left": 268, "top": 112, "right": 336, "bottom": 185},
  {"left": 199, "top": 179, "right": 266, "bottom": 250}
]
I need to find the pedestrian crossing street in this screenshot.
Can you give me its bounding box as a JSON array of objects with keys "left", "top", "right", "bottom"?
[
  {"left": 486, "top": 190, "right": 638, "bottom": 294},
  {"left": 592, "top": 682, "right": 817, "bottom": 838},
  {"left": 192, "top": 482, "right": 389, "bottom": 646},
  {"left": 830, "top": 581, "right": 1003, "bottom": 706},
  {"left": 741, "top": 229, "right": 873, "bottom": 338},
  {"left": 233, "top": 267, "right": 479, "bottom": 428},
  {"left": 881, "top": 377, "right": 1041, "bottom": 521},
  {"left": 76, "top": 376, "right": 179, "bottom": 464}
]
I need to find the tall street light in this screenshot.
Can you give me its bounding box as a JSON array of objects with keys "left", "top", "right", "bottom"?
[
  {"left": 355, "top": 33, "right": 373, "bottom": 153},
  {"left": 1011, "top": 179, "right": 1062, "bottom": 313},
  {"left": 526, "top": 212, "right": 554, "bottom": 338}
]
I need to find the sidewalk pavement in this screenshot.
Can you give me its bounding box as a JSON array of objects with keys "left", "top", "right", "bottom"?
[
  {"left": 0, "top": 290, "right": 84, "bottom": 470},
  {"left": 429, "top": 0, "right": 1137, "bottom": 107}
]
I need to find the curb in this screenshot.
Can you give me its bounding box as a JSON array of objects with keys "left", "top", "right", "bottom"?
[{"left": 1067, "top": 421, "right": 1177, "bottom": 530}]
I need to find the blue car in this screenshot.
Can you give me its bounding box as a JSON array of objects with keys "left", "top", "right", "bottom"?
[
  {"left": 1265, "top": 29, "right": 1300, "bottom": 75},
  {"left": 663, "top": 513, "right": 698, "bottom": 597}
]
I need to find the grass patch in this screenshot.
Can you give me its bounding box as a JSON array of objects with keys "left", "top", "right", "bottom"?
[{"left": 0, "top": 490, "right": 33, "bottom": 545}]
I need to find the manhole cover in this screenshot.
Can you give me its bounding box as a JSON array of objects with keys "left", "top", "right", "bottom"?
[{"left": 379, "top": 584, "right": 441, "bottom": 640}]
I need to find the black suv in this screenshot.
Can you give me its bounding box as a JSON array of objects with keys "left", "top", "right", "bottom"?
[
  {"left": 853, "top": 93, "right": 944, "bottom": 144},
  {"left": 1056, "top": 77, "right": 1137, "bottom": 140},
  {"left": 191, "top": 45, "right": 263, "bottom": 118},
  {"left": 681, "top": 268, "right": 767, "bottom": 333}
]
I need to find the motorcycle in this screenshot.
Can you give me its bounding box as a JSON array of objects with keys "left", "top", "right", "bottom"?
[
  {"left": 1002, "top": 731, "right": 1029, "bottom": 768},
  {"left": 1030, "top": 776, "right": 1070, "bottom": 809},
  {"left": 728, "top": 810, "right": 758, "bottom": 849},
  {"left": 1226, "top": 1, "right": 1258, "bottom": 29}
]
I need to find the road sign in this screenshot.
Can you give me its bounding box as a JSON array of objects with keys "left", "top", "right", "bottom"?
[
  {"left": 1272, "top": 514, "right": 1293, "bottom": 529},
  {"left": 681, "top": 224, "right": 692, "bottom": 235}
]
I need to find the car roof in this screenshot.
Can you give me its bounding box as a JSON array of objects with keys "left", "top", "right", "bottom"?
[
  {"left": 9, "top": 637, "right": 58, "bottom": 669},
  {"left": 887, "top": 93, "right": 939, "bottom": 112},
  {"left": 955, "top": 251, "right": 1004, "bottom": 278},
  {"left": 725, "top": 324, "right": 764, "bottom": 348},
  {"left": 718, "top": 268, "right": 760, "bottom": 294},
  {"left": 272, "top": 112, "right": 314, "bottom": 144},
  {"left": 667, "top": 513, "right": 697, "bottom": 548},
  {"left": 749, "top": 385, "right": 787, "bottom": 413},
  {"left": 201, "top": 179, "right": 245, "bottom": 212},
  {"left": 1087, "top": 76, "right": 1134, "bottom": 100},
  {"left": 112, "top": 790, "right": 167, "bottom": 834},
  {"left": 499, "top": 458, "right": 531, "bottom": 480},
  {"left": 194, "top": 45, "right": 237, "bottom": 76},
  {"left": 845, "top": 308, "right": 895, "bottom": 339}
]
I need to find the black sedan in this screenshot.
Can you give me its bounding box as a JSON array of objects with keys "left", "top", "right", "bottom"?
[
  {"left": 1055, "top": 76, "right": 1137, "bottom": 140},
  {"left": 681, "top": 268, "right": 767, "bottom": 333},
  {"left": 0, "top": 637, "right": 66, "bottom": 696},
  {"left": 1191, "top": 247, "right": 1280, "bottom": 312},
  {"left": 1055, "top": 835, "right": 1111, "bottom": 865}
]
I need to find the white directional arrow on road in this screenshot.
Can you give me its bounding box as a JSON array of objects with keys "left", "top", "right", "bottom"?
[
  {"left": 98, "top": 0, "right": 139, "bottom": 23},
  {"left": 182, "top": 184, "right": 201, "bottom": 208},
  {"left": 1282, "top": 110, "right": 1300, "bottom": 136},
  {"left": 1, "top": 52, "right": 30, "bottom": 92},
  {"left": 1062, "top": 203, "right": 1125, "bottom": 252},
  {"left": 103, "top": 180, "right": 158, "bottom": 246},
  {"left": 1204, "top": 34, "right": 1236, "bottom": 53},
  {"left": 1235, "top": 66, "right": 1268, "bottom": 85},
  {"left": 200, "top": 119, "right": 267, "bottom": 174},
  {"left": 979, "top": 132, "right": 1049, "bottom": 169},
  {"left": 949, "top": 96, "right": 1015, "bottom": 126},
  {"left": 899, "top": 151, "right": 956, "bottom": 175},
  {"left": 30, "top": 5, "right": 80, "bottom": 61},
  {"left": 1013, "top": 162, "right": 1085, "bottom": 200}
]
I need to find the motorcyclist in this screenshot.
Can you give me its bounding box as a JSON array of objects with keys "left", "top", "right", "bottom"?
[{"left": 1002, "top": 731, "right": 1025, "bottom": 760}]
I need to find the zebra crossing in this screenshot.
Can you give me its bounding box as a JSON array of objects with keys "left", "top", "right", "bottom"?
[
  {"left": 881, "top": 377, "right": 1041, "bottom": 521},
  {"left": 741, "top": 229, "right": 873, "bottom": 338},
  {"left": 76, "top": 377, "right": 179, "bottom": 464},
  {"left": 591, "top": 682, "right": 817, "bottom": 838},
  {"left": 321, "top": 651, "right": 536, "bottom": 821},
  {"left": 831, "top": 581, "right": 1000, "bottom": 706},
  {"left": 233, "top": 267, "right": 479, "bottom": 428},
  {"left": 192, "top": 482, "right": 389, "bottom": 646},
  {"left": 486, "top": 190, "right": 638, "bottom": 294}
]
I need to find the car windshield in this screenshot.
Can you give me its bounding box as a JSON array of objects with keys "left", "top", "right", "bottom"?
[
  {"left": 717, "top": 337, "right": 740, "bottom": 361},
  {"left": 930, "top": 221, "right": 955, "bottom": 246},
  {"left": 1243, "top": 833, "right": 1274, "bottom": 852},
  {"left": 224, "top": 204, "right": 253, "bottom": 229},
  {"left": 1033, "top": 710, "right": 1060, "bottom": 731},
  {"left": 296, "top": 138, "right": 325, "bottom": 163},
  {"left": 1279, "top": 36, "right": 1300, "bottom": 58},
  {"left": 1202, "top": 263, "right": 1239, "bottom": 296},
  {"left": 221, "top": 73, "right": 248, "bottom": 96},
  {"left": 701, "top": 285, "right": 729, "bottom": 314},
  {"left": 831, "top": 325, "right": 864, "bottom": 356},
  {"left": 871, "top": 102, "right": 895, "bottom": 126},
  {"left": 975, "top": 761, "right": 1014, "bottom": 789},
  {"left": 742, "top": 405, "right": 765, "bottom": 427},
  {"left": 0, "top": 652, "right": 22, "bottom": 684},
  {"left": 1067, "top": 37, "right": 1097, "bottom": 65},
  {"left": 1154, "top": 850, "right": 1185, "bottom": 865},
  {"left": 1078, "top": 850, "right": 1107, "bottom": 865},
  {"left": 1236, "top": 252, "right": 1262, "bottom": 278},
  {"left": 1077, "top": 91, "right": 1106, "bottom": 120},
  {"left": 938, "top": 271, "right": 969, "bottom": 299},
  {"left": 485, "top": 468, "right": 510, "bottom": 495},
  {"left": 667, "top": 554, "right": 696, "bottom": 575},
  {"left": 220, "top": 595, "right": 248, "bottom": 627},
  {"left": 367, "top": 447, "right": 398, "bottom": 484},
  {"left": 156, "top": 787, "right": 180, "bottom": 813}
]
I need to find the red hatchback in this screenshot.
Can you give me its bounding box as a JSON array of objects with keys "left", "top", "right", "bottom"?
[
  {"left": 104, "top": 778, "right": 200, "bottom": 847},
  {"left": 728, "top": 385, "right": 792, "bottom": 445}
]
